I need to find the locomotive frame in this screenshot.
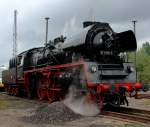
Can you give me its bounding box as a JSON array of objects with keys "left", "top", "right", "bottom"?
[{"left": 3, "top": 58, "right": 145, "bottom": 109}]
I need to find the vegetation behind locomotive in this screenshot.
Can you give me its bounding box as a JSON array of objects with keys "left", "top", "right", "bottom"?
[{"left": 2, "top": 21, "right": 147, "bottom": 107}]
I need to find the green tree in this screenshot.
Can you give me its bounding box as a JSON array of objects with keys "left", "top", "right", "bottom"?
[
  {"left": 142, "top": 42, "right": 150, "bottom": 55},
  {"left": 128, "top": 42, "right": 150, "bottom": 84}
]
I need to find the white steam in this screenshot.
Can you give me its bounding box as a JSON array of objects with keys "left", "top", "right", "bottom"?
[
  {"left": 62, "top": 16, "right": 82, "bottom": 37},
  {"left": 63, "top": 86, "right": 100, "bottom": 116}
]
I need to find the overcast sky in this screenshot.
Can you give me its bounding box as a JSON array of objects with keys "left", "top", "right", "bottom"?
[{"left": 0, "top": 0, "right": 150, "bottom": 66}]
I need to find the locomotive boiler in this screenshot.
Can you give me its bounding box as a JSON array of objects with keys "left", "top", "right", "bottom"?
[{"left": 2, "top": 21, "right": 147, "bottom": 108}]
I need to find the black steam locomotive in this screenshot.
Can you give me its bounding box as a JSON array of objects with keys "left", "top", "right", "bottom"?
[{"left": 2, "top": 21, "right": 145, "bottom": 108}]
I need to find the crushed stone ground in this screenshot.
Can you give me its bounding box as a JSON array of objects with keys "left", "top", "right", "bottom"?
[{"left": 22, "top": 102, "right": 82, "bottom": 125}]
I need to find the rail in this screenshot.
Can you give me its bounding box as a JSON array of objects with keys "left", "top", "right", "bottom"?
[{"left": 102, "top": 106, "right": 150, "bottom": 124}]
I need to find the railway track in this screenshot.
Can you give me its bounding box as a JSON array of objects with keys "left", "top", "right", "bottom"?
[
  {"left": 136, "top": 94, "right": 150, "bottom": 99},
  {"left": 102, "top": 106, "right": 150, "bottom": 124},
  {"left": 1, "top": 91, "right": 150, "bottom": 124}
]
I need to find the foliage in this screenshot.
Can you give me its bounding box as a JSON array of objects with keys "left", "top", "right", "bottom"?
[
  {"left": 143, "top": 42, "right": 150, "bottom": 55},
  {"left": 128, "top": 42, "right": 150, "bottom": 84}
]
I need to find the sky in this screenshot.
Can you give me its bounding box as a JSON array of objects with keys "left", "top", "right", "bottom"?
[{"left": 0, "top": 0, "right": 150, "bottom": 66}]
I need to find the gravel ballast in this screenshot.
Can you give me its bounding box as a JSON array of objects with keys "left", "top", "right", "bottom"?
[{"left": 22, "top": 101, "right": 81, "bottom": 124}]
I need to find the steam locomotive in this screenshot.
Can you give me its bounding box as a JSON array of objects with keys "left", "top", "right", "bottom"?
[{"left": 2, "top": 21, "right": 147, "bottom": 108}]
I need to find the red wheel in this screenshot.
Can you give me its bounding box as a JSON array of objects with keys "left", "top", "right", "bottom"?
[
  {"left": 37, "top": 77, "right": 47, "bottom": 101},
  {"left": 59, "top": 92, "right": 65, "bottom": 101},
  {"left": 47, "top": 89, "right": 54, "bottom": 103},
  {"left": 12, "top": 88, "right": 18, "bottom": 96},
  {"left": 37, "top": 88, "right": 46, "bottom": 101},
  {"left": 6, "top": 87, "right": 10, "bottom": 94},
  {"left": 97, "top": 95, "right": 104, "bottom": 110},
  {"left": 9, "top": 87, "right": 13, "bottom": 95}
]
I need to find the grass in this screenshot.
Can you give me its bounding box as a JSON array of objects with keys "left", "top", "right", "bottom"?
[
  {"left": 0, "top": 94, "right": 38, "bottom": 109},
  {"left": 144, "top": 99, "right": 150, "bottom": 105},
  {"left": 36, "top": 103, "right": 49, "bottom": 112},
  {"left": 0, "top": 100, "right": 9, "bottom": 109}
]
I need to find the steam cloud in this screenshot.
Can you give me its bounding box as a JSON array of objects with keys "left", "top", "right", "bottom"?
[{"left": 63, "top": 86, "right": 100, "bottom": 116}]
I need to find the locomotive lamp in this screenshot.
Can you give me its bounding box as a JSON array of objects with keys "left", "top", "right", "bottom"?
[
  {"left": 126, "top": 66, "right": 134, "bottom": 73},
  {"left": 90, "top": 65, "right": 98, "bottom": 73},
  {"left": 130, "top": 67, "right": 134, "bottom": 72}
]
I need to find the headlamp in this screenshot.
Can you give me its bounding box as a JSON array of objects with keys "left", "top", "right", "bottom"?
[{"left": 90, "top": 65, "right": 98, "bottom": 73}]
